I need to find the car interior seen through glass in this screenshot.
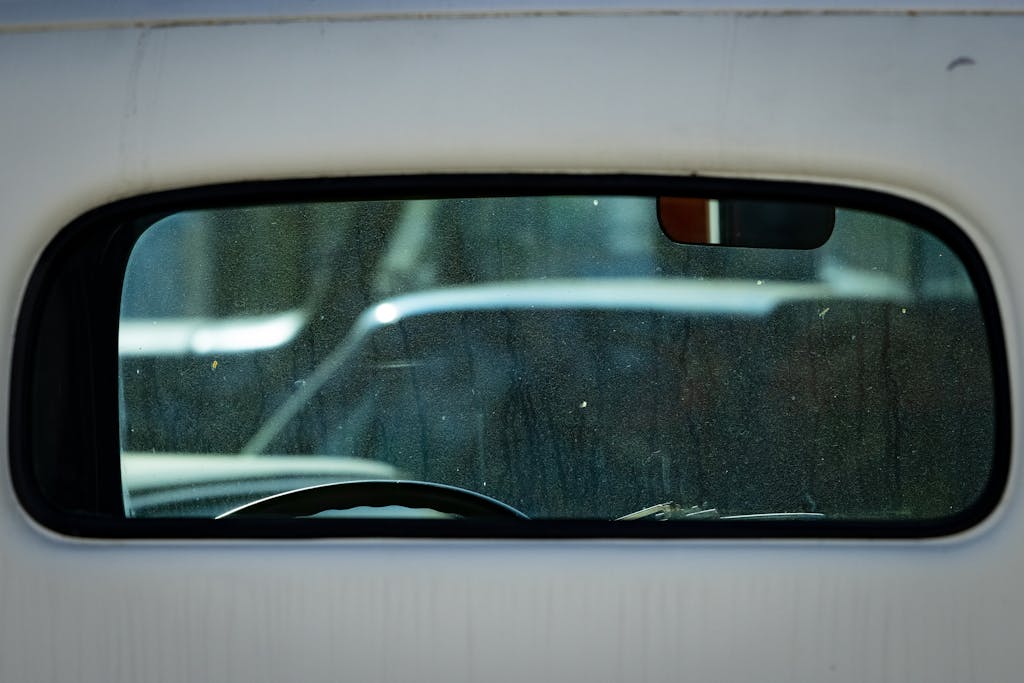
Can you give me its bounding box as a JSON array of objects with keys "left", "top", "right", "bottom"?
[{"left": 109, "top": 187, "right": 998, "bottom": 528}]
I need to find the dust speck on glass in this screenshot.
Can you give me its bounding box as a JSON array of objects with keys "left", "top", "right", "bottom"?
[{"left": 118, "top": 195, "right": 994, "bottom": 522}]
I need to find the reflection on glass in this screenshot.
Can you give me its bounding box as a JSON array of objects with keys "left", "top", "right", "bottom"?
[{"left": 119, "top": 196, "right": 993, "bottom": 522}]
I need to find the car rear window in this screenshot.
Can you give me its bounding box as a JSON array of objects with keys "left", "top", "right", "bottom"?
[{"left": 13, "top": 176, "right": 1008, "bottom": 537}]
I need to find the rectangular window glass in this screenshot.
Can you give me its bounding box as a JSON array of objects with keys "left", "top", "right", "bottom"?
[{"left": 117, "top": 192, "right": 997, "bottom": 526}]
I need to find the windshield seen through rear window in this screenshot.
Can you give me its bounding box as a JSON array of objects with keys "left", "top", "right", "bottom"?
[{"left": 118, "top": 189, "right": 997, "bottom": 526}]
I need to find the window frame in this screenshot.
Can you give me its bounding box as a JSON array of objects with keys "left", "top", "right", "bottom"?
[{"left": 10, "top": 174, "right": 1011, "bottom": 539}]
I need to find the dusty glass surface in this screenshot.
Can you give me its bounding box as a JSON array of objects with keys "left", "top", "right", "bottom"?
[{"left": 119, "top": 196, "right": 994, "bottom": 521}]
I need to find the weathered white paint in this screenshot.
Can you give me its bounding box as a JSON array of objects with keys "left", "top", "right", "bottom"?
[
  {"left": 1, "top": 8, "right": 1021, "bottom": 682},
  {"left": 3, "top": 0, "right": 1024, "bottom": 33}
]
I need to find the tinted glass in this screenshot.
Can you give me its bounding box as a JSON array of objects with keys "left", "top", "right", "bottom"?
[{"left": 119, "top": 195, "right": 995, "bottom": 523}]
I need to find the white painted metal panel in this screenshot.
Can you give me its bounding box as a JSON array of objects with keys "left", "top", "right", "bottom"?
[
  {"left": 3, "top": 1, "right": 1024, "bottom": 30},
  {"left": 1, "top": 10, "right": 1021, "bottom": 682}
]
